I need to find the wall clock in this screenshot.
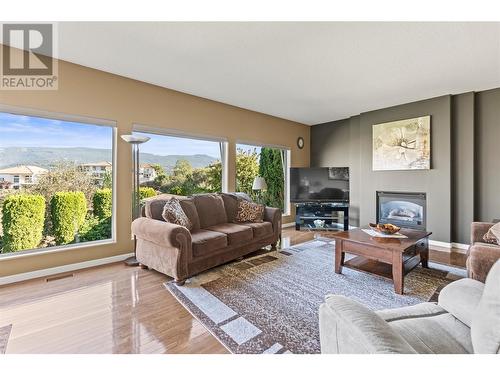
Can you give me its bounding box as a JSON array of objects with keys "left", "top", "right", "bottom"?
[{"left": 297, "top": 137, "right": 304, "bottom": 149}]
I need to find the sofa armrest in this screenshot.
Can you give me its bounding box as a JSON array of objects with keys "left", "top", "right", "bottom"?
[
  {"left": 264, "top": 207, "right": 282, "bottom": 240},
  {"left": 471, "top": 222, "right": 494, "bottom": 244},
  {"left": 132, "top": 217, "right": 192, "bottom": 250},
  {"left": 319, "top": 295, "right": 416, "bottom": 354},
  {"left": 438, "top": 278, "right": 484, "bottom": 327},
  {"left": 467, "top": 243, "right": 500, "bottom": 282}
]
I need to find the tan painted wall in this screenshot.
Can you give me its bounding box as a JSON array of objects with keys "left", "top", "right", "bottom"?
[{"left": 0, "top": 48, "right": 310, "bottom": 277}]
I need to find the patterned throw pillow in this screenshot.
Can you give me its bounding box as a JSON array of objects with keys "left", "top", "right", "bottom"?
[
  {"left": 162, "top": 198, "right": 192, "bottom": 230},
  {"left": 235, "top": 199, "right": 265, "bottom": 223},
  {"left": 483, "top": 222, "right": 500, "bottom": 245}
]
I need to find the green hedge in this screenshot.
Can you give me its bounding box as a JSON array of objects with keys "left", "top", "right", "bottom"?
[
  {"left": 139, "top": 187, "right": 157, "bottom": 200},
  {"left": 51, "top": 191, "right": 87, "bottom": 245},
  {"left": 79, "top": 215, "right": 112, "bottom": 242},
  {"left": 1, "top": 194, "right": 46, "bottom": 252},
  {"left": 93, "top": 188, "right": 112, "bottom": 219}
]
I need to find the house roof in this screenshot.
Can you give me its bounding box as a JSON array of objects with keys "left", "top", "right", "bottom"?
[
  {"left": 80, "top": 161, "right": 112, "bottom": 167},
  {"left": 0, "top": 165, "right": 49, "bottom": 175}
]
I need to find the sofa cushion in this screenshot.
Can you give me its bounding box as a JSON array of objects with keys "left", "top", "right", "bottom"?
[
  {"left": 145, "top": 194, "right": 186, "bottom": 221},
  {"left": 388, "top": 312, "right": 473, "bottom": 353},
  {"left": 219, "top": 193, "right": 239, "bottom": 222},
  {"left": 193, "top": 194, "right": 228, "bottom": 228},
  {"left": 205, "top": 223, "right": 253, "bottom": 245},
  {"left": 191, "top": 229, "right": 228, "bottom": 257},
  {"left": 483, "top": 222, "right": 500, "bottom": 244},
  {"left": 241, "top": 221, "right": 273, "bottom": 238},
  {"left": 438, "top": 278, "right": 484, "bottom": 327},
  {"left": 321, "top": 295, "right": 416, "bottom": 353},
  {"left": 162, "top": 198, "right": 192, "bottom": 230},
  {"left": 471, "top": 259, "right": 500, "bottom": 353},
  {"left": 235, "top": 200, "right": 264, "bottom": 223},
  {"left": 179, "top": 198, "right": 200, "bottom": 231}
]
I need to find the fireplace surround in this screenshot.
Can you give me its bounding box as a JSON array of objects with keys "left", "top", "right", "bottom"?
[{"left": 376, "top": 191, "right": 427, "bottom": 230}]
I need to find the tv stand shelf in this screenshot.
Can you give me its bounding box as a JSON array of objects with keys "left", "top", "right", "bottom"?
[{"left": 294, "top": 202, "right": 349, "bottom": 231}]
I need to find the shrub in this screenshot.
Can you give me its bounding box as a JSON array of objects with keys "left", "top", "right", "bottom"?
[
  {"left": 93, "top": 188, "right": 112, "bottom": 219},
  {"left": 139, "top": 187, "right": 157, "bottom": 200},
  {"left": 79, "top": 215, "right": 112, "bottom": 242},
  {"left": 1, "top": 194, "right": 46, "bottom": 252},
  {"left": 259, "top": 148, "right": 284, "bottom": 210},
  {"left": 51, "top": 191, "right": 87, "bottom": 245}
]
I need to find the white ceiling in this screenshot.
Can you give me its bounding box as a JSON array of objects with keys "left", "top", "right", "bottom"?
[{"left": 55, "top": 23, "right": 500, "bottom": 124}]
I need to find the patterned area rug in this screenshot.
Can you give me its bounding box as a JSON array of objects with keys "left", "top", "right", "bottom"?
[
  {"left": 165, "top": 238, "right": 466, "bottom": 354},
  {"left": 0, "top": 324, "right": 12, "bottom": 354}
]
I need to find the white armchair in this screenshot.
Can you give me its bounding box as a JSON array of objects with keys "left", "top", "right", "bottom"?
[{"left": 319, "top": 260, "right": 500, "bottom": 354}]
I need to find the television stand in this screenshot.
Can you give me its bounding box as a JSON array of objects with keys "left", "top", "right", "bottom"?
[{"left": 294, "top": 202, "right": 349, "bottom": 231}]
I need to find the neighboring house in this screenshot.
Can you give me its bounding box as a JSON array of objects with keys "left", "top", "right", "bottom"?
[
  {"left": 0, "top": 165, "right": 48, "bottom": 190},
  {"left": 139, "top": 164, "right": 158, "bottom": 184},
  {"left": 79, "top": 161, "right": 113, "bottom": 185}
]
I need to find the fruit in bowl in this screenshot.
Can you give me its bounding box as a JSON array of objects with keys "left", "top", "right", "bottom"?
[{"left": 369, "top": 223, "right": 401, "bottom": 235}]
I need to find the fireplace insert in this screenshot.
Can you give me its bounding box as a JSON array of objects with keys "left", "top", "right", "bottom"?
[{"left": 376, "top": 191, "right": 426, "bottom": 230}]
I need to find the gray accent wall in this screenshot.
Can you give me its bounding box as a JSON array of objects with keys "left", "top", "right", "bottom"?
[
  {"left": 475, "top": 88, "right": 500, "bottom": 224},
  {"left": 311, "top": 88, "right": 500, "bottom": 244},
  {"left": 451, "top": 93, "right": 475, "bottom": 244}
]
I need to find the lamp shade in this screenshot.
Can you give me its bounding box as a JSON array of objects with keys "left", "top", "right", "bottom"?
[
  {"left": 120, "top": 134, "right": 150, "bottom": 144},
  {"left": 252, "top": 176, "right": 267, "bottom": 191}
]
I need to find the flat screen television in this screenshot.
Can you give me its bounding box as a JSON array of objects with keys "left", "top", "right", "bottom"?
[{"left": 290, "top": 167, "right": 349, "bottom": 203}]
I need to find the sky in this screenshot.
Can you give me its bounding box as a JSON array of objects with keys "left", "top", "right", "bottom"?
[
  {"left": 0, "top": 111, "right": 264, "bottom": 158},
  {"left": 0, "top": 112, "right": 112, "bottom": 149},
  {"left": 133, "top": 133, "right": 263, "bottom": 158},
  {"left": 133, "top": 132, "right": 221, "bottom": 158}
]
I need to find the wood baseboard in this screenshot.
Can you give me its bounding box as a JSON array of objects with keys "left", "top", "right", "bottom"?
[{"left": 0, "top": 252, "right": 134, "bottom": 286}]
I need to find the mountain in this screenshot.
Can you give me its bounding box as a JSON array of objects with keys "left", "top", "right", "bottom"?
[{"left": 0, "top": 147, "right": 218, "bottom": 172}]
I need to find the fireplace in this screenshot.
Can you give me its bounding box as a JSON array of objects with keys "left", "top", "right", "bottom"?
[{"left": 376, "top": 191, "right": 426, "bottom": 230}]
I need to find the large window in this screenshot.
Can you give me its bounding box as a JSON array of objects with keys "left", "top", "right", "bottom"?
[
  {"left": 133, "top": 130, "right": 226, "bottom": 196},
  {"left": 236, "top": 143, "right": 290, "bottom": 214},
  {"left": 0, "top": 110, "right": 115, "bottom": 256}
]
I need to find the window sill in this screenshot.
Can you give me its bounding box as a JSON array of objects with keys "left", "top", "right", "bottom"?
[{"left": 0, "top": 239, "right": 117, "bottom": 261}]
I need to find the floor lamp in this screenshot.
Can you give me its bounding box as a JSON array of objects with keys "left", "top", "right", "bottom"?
[
  {"left": 121, "top": 134, "right": 150, "bottom": 266},
  {"left": 252, "top": 176, "right": 268, "bottom": 204}
]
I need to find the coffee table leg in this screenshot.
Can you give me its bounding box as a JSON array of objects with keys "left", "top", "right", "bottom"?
[
  {"left": 335, "top": 239, "right": 345, "bottom": 274},
  {"left": 420, "top": 239, "right": 429, "bottom": 268},
  {"left": 392, "top": 252, "right": 404, "bottom": 295}
]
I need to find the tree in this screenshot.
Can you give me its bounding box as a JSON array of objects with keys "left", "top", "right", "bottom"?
[
  {"left": 51, "top": 191, "right": 87, "bottom": 245},
  {"left": 101, "top": 171, "right": 112, "bottom": 189},
  {"left": 157, "top": 159, "right": 222, "bottom": 196},
  {"left": 1, "top": 194, "right": 45, "bottom": 252},
  {"left": 235, "top": 148, "right": 259, "bottom": 200},
  {"left": 204, "top": 161, "right": 222, "bottom": 193},
  {"left": 29, "top": 161, "right": 97, "bottom": 209},
  {"left": 259, "top": 148, "right": 284, "bottom": 210},
  {"left": 151, "top": 164, "right": 168, "bottom": 187}
]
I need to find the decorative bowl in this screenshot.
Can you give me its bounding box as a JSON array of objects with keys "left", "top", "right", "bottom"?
[
  {"left": 313, "top": 219, "right": 325, "bottom": 228},
  {"left": 369, "top": 223, "right": 401, "bottom": 235}
]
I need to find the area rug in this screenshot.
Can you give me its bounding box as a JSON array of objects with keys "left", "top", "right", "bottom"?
[
  {"left": 165, "top": 238, "right": 466, "bottom": 354},
  {"left": 0, "top": 324, "right": 12, "bottom": 354}
]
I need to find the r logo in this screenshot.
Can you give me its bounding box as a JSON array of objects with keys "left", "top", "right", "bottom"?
[{"left": 2, "top": 24, "right": 54, "bottom": 76}]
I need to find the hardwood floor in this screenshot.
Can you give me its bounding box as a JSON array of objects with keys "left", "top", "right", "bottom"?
[{"left": 0, "top": 227, "right": 467, "bottom": 354}]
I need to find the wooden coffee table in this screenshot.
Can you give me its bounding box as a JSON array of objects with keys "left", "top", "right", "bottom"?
[{"left": 328, "top": 227, "right": 432, "bottom": 294}]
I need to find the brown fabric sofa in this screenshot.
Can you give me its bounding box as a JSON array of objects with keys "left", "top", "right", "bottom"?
[
  {"left": 467, "top": 222, "right": 500, "bottom": 282},
  {"left": 132, "top": 193, "right": 282, "bottom": 284}
]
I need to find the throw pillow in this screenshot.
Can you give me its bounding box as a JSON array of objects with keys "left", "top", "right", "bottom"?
[
  {"left": 162, "top": 198, "right": 192, "bottom": 230},
  {"left": 235, "top": 199, "right": 264, "bottom": 223},
  {"left": 483, "top": 222, "right": 500, "bottom": 245}
]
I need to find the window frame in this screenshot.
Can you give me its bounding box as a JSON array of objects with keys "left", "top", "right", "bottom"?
[
  {"left": 132, "top": 124, "right": 229, "bottom": 193},
  {"left": 0, "top": 104, "right": 117, "bottom": 260},
  {"left": 235, "top": 140, "right": 291, "bottom": 216}
]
